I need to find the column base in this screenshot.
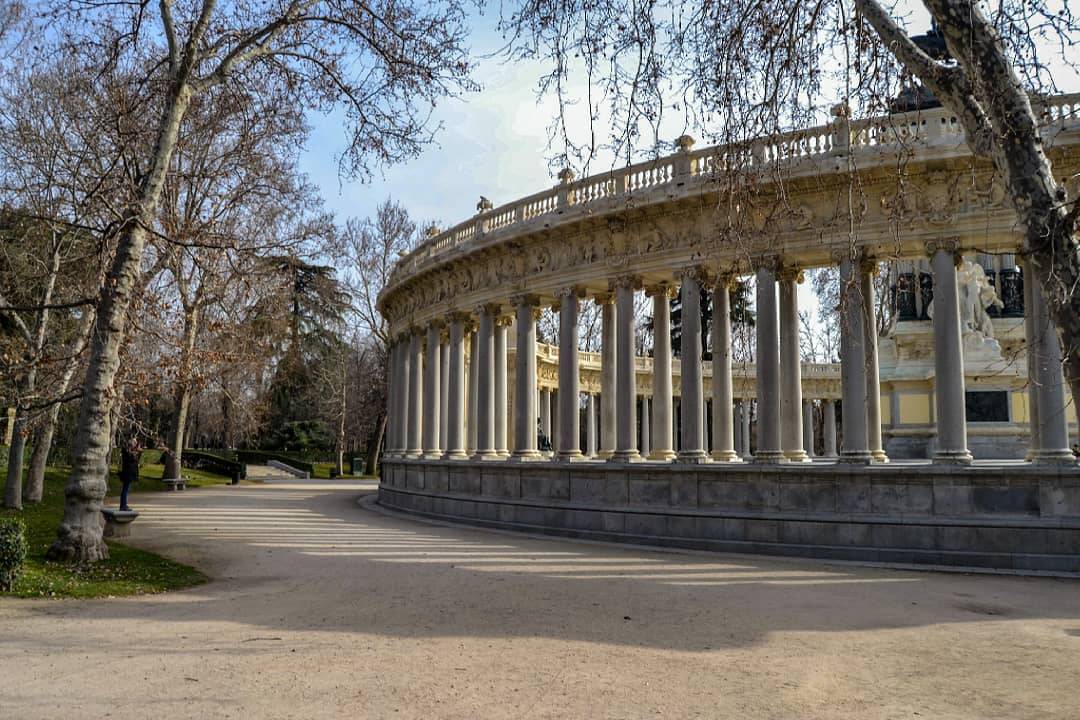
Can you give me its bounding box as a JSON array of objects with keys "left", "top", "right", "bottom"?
[
  {"left": 508, "top": 451, "right": 544, "bottom": 462},
  {"left": 497, "top": 450, "right": 511, "bottom": 458},
  {"left": 471, "top": 451, "right": 502, "bottom": 461},
  {"left": 932, "top": 449, "right": 973, "bottom": 465},
  {"left": 871, "top": 450, "right": 890, "bottom": 463},
  {"left": 648, "top": 449, "right": 676, "bottom": 461},
  {"left": 555, "top": 451, "right": 586, "bottom": 462},
  {"left": 403, "top": 450, "right": 423, "bottom": 459},
  {"left": 753, "top": 451, "right": 789, "bottom": 465},
  {"left": 608, "top": 451, "right": 643, "bottom": 463},
  {"left": 1029, "top": 449, "right": 1078, "bottom": 466},
  {"left": 422, "top": 450, "right": 444, "bottom": 459},
  {"left": 442, "top": 450, "right": 469, "bottom": 460},
  {"left": 782, "top": 449, "right": 811, "bottom": 463},
  {"left": 676, "top": 450, "right": 710, "bottom": 464},
  {"left": 710, "top": 450, "right": 742, "bottom": 463},
  {"left": 838, "top": 451, "right": 873, "bottom": 465},
  {"left": 596, "top": 450, "right": 614, "bottom": 460}
]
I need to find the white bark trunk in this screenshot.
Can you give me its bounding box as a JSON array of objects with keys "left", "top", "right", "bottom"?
[{"left": 48, "top": 84, "right": 194, "bottom": 562}]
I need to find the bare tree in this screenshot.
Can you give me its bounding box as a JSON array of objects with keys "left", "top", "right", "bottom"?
[{"left": 16, "top": 0, "right": 476, "bottom": 562}]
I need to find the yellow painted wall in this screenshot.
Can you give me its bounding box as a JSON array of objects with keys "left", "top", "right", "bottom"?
[
  {"left": 898, "top": 393, "right": 931, "bottom": 425},
  {"left": 880, "top": 394, "right": 891, "bottom": 426},
  {"left": 1012, "top": 392, "right": 1030, "bottom": 424}
]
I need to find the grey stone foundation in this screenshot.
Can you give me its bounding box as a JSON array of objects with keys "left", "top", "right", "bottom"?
[{"left": 379, "top": 458, "right": 1080, "bottom": 574}]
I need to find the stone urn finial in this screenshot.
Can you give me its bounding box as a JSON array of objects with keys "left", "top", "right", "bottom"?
[
  {"left": 425, "top": 224, "right": 441, "bottom": 238},
  {"left": 476, "top": 195, "right": 493, "bottom": 213},
  {"left": 557, "top": 167, "right": 576, "bottom": 184},
  {"left": 675, "top": 134, "right": 696, "bottom": 152},
  {"left": 831, "top": 103, "right": 850, "bottom": 119}
]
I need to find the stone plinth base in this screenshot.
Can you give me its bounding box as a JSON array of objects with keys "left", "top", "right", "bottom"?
[
  {"left": 379, "top": 459, "right": 1080, "bottom": 574},
  {"left": 101, "top": 509, "right": 139, "bottom": 539}
]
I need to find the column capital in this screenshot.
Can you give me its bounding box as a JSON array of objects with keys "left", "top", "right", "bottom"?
[
  {"left": 593, "top": 291, "right": 615, "bottom": 306},
  {"left": 554, "top": 285, "right": 586, "bottom": 300},
  {"left": 495, "top": 314, "right": 514, "bottom": 328},
  {"left": 447, "top": 310, "right": 473, "bottom": 324},
  {"left": 475, "top": 302, "right": 501, "bottom": 316},
  {"left": 509, "top": 293, "right": 541, "bottom": 308},
  {"left": 610, "top": 274, "right": 642, "bottom": 291},
  {"left": 677, "top": 265, "right": 710, "bottom": 285},
  {"left": 776, "top": 264, "right": 805, "bottom": 284},
  {"left": 427, "top": 318, "right": 446, "bottom": 330},
  {"left": 859, "top": 257, "right": 881, "bottom": 276},
  {"left": 713, "top": 272, "right": 740, "bottom": 290},
  {"left": 924, "top": 238, "right": 962, "bottom": 263},
  {"left": 643, "top": 282, "right": 677, "bottom": 299}
]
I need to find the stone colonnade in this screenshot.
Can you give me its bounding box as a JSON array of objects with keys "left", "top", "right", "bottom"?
[{"left": 385, "top": 245, "right": 1073, "bottom": 467}]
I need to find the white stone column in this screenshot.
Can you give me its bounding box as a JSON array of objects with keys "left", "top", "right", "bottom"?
[
  {"left": 928, "top": 241, "right": 973, "bottom": 465},
  {"left": 860, "top": 260, "right": 889, "bottom": 462},
  {"left": 612, "top": 276, "right": 641, "bottom": 462},
  {"left": 823, "top": 399, "right": 838, "bottom": 458},
  {"left": 511, "top": 296, "right": 541, "bottom": 460},
  {"left": 1022, "top": 261, "right": 1041, "bottom": 459},
  {"left": 406, "top": 329, "right": 424, "bottom": 458},
  {"left": 540, "top": 388, "right": 552, "bottom": 447},
  {"left": 422, "top": 322, "right": 442, "bottom": 458},
  {"left": 1027, "top": 263, "right": 1076, "bottom": 464},
  {"left": 444, "top": 314, "right": 468, "bottom": 459},
  {"left": 494, "top": 316, "right": 510, "bottom": 456},
  {"left": 646, "top": 283, "right": 676, "bottom": 460},
  {"left": 838, "top": 255, "right": 872, "bottom": 464},
  {"left": 467, "top": 327, "right": 478, "bottom": 453},
  {"left": 385, "top": 340, "right": 398, "bottom": 457},
  {"left": 641, "top": 395, "right": 651, "bottom": 457},
  {"left": 556, "top": 287, "right": 584, "bottom": 460},
  {"left": 802, "top": 400, "right": 815, "bottom": 458},
  {"left": 711, "top": 277, "right": 739, "bottom": 462},
  {"left": 586, "top": 394, "right": 597, "bottom": 457},
  {"left": 678, "top": 268, "right": 708, "bottom": 463},
  {"left": 778, "top": 266, "right": 809, "bottom": 462},
  {"left": 754, "top": 264, "right": 786, "bottom": 463},
  {"left": 440, "top": 337, "right": 449, "bottom": 453},
  {"left": 472, "top": 305, "right": 497, "bottom": 459},
  {"left": 597, "top": 293, "right": 617, "bottom": 458},
  {"left": 741, "top": 400, "right": 752, "bottom": 459}
]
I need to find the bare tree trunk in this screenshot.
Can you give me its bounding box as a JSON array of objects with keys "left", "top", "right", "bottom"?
[
  {"left": 164, "top": 305, "right": 199, "bottom": 479},
  {"left": 3, "top": 414, "right": 26, "bottom": 509},
  {"left": 337, "top": 353, "right": 347, "bottom": 475},
  {"left": 860, "top": 0, "right": 1080, "bottom": 415},
  {"left": 47, "top": 84, "right": 193, "bottom": 563},
  {"left": 364, "top": 413, "right": 386, "bottom": 477},
  {"left": 26, "top": 309, "right": 95, "bottom": 504}
]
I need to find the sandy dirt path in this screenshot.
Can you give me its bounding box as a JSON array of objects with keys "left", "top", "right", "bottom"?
[{"left": 2, "top": 479, "right": 1080, "bottom": 719}]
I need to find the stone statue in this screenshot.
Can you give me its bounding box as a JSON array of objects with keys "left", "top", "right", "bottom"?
[
  {"left": 931, "top": 260, "right": 1002, "bottom": 338},
  {"left": 957, "top": 260, "right": 1003, "bottom": 339}
]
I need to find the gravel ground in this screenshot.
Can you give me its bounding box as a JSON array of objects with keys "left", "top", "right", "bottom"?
[{"left": 2, "top": 478, "right": 1079, "bottom": 719}]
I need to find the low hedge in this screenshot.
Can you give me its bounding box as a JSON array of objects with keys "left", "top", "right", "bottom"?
[{"left": 0, "top": 517, "right": 27, "bottom": 592}]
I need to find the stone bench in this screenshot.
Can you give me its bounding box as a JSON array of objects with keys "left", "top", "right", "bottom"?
[
  {"left": 101, "top": 508, "right": 139, "bottom": 538},
  {"left": 161, "top": 475, "right": 188, "bottom": 491}
]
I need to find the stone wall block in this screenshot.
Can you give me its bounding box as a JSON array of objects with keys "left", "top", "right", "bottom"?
[
  {"left": 629, "top": 477, "right": 671, "bottom": 506},
  {"left": 971, "top": 485, "right": 1039, "bottom": 515},
  {"left": 669, "top": 475, "right": 699, "bottom": 507},
  {"left": 625, "top": 513, "right": 668, "bottom": 537},
  {"left": 779, "top": 481, "right": 837, "bottom": 513}
]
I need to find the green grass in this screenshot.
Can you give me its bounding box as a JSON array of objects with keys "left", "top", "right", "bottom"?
[
  {"left": 131, "top": 462, "right": 236, "bottom": 490},
  {"left": 0, "top": 466, "right": 211, "bottom": 599},
  {"left": 311, "top": 461, "right": 376, "bottom": 480}
]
